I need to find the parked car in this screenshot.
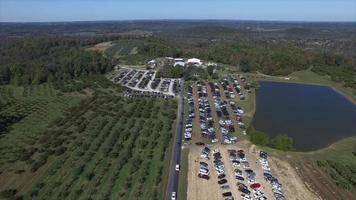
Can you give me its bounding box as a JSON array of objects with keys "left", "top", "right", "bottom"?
[
  {"left": 236, "top": 176, "right": 245, "bottom": 181},
  {"left": 195, "top": 142, "right": 205, "bottom": 146},
  {"left": 218, "top": 179, "right": 227, "bottom": 185},
  {"left": 218, "top": 174, "right": 226, "bottom": 179},
  {"left": 220, "top": 185, "right": 230, "bottom": 190},
  {"left": 222, "top": 192, "right": 232, "bottom": 197}
]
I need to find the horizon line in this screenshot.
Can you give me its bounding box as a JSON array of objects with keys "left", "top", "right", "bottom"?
[{"left": 1, "top": 18, "right": 356, "bottom": 24}]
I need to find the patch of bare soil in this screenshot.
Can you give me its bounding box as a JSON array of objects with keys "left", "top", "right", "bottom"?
[
  {"left": 187, "top": 146, "right": 220, "bottom": 200},
  {"left": 290, "top": 159, "right": 355, "bottom": 200},
  {"left": 87, "top": 41, "right": 113, "bottom": 53}
]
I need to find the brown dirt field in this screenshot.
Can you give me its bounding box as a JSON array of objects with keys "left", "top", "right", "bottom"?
[
  {"left": 187, "top": 146, "right": 221, "bottom": 200},
  {"left": 87, "top": 41, "right": 113, "bottom": 53},
  {"left": 187, "top": 140, "right": 320, "bottom": 200}
]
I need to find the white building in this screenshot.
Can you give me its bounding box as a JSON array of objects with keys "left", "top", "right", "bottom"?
[{"left": 187, "top": 58, "right": 202, "bottom": 67}]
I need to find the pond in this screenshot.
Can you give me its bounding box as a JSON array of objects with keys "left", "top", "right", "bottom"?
[{"left": 252, "top": 81, "right": 356, "bottom": 151}]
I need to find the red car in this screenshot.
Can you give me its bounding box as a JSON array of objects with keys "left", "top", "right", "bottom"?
[
  {"left": 236, "top": 116, "right": 242, "bottom": 122},
  {"left": 198, "top": 173, "right": 210, "bottom": 180},
  {"left": 250, "top": 183, "right": 261, "bottom": 189}
]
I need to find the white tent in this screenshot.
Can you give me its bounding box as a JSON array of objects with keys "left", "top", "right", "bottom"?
[
  {"left": 187, "top": 58, "right": 202, "bottom": 66},
  {"left": 174, "top": 61, "right": 185, "bottom": 67}
]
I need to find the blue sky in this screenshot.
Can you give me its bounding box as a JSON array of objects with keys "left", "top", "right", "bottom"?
[{"left": 0, "top": 0, "right": 355, "bottom": 22}]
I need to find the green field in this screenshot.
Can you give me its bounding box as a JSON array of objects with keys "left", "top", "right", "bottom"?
[
  {"left": 0, "top": 83, "right": 177, "bottom": 200},
  {"left": 104, "top": 40, "right": 148, "bottom": 65},
  {"left": 178, "top": 148, "right": 189, "bottom": 200}
]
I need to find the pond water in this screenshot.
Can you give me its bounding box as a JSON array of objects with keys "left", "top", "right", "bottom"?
[{"left": 252, "top": 81, "right": 356, "bottom": 151}]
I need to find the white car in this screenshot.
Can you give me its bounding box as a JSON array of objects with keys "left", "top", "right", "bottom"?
[
  {"left": 241, "top": 193, "right": 252, "bottom": 200},
  {"left": 175, "top": 164, "right": 180, "bottom": 171},
  {"left": 171, "top": 192, "right": 176, "bottom": 200},
  {"left": 200, "top": 168, "right": 209, "bottom": 174},
  {"left": 262, "top": 165, "right": 270, "bottom": 171}
]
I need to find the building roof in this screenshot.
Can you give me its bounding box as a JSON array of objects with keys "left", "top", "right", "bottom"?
[
  {"left": 187, "top": 58, "right": 202, "bottom": 64},
  {"left": 174, "top": 61, "right": 185, "bottom": 67},
  {"left": 174, "top": 58, "right": 184, "bottom": 62}
]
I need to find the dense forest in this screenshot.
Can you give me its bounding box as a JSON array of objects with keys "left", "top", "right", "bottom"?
[
  {"left": 103, "top": 37, "right": 356, "bottom": 89},
  {"left": 0, "top": 22, "right": 355, "bottom": 89},
  {"left": 0, "top": 37, "right": 117, "bottom": 85}
]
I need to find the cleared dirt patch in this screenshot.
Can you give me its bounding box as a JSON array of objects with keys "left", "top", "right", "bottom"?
[
  {"left": 290, "top": 158, "right": 355, "bottom": 200},
  {"left": 87, "top": 41, "right": 113, "bottom": 53},
  {"left": 187, "top": 145, "right": 220, "bottom": 200}
]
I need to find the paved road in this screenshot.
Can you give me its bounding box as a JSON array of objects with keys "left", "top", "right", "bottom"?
[{"left": 165, "top": 79, "right": 184, "bottom": 200}]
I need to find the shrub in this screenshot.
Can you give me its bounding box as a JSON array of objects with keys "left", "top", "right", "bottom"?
[
  {"left": 247, "top": 125, "right": 270, "bottom": 146},
  {"left": 0, "top": 189, "right": 17, "bottom": 198},
  {"left": 54, "top": 146, "right": 67, "bottom": 156},
  {"left": 273, "top": 134, "right": 294, "bottom": 151}
]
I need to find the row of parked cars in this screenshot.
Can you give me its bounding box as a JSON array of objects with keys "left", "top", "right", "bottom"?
[
  {"left": 184, "top": 86, "right": 195, "bottom": 142},
  {"left": 212, "top": 148, "right": 234, "bottom": 200},
  {"left": 173, "top": 80, "right": 180, "bottom": 95},
  {"left": 229, "top": 101, "right": 246, "bottom": 130},
  {"left": 150, "top": 78, "right": 161, "bottom": 90},
  {"left": 120, "top": 70, "right": 138, "bottom": 85},
  {"left": 111, "top": 69, "right": 130, "bottom": 83},
  {"left": 233, "top": 79, "right": 246, "bottom": 100},
  {"left": 228, "top": 149, "right": 268, "bottom": 200},
  {"left": 128, "top": 71, "right": 145, "bottom": 87},
  {"left": 198, "top": 147, "right": 211, "bottom": 179},
  {"left": 238, "top": 75, "right": 251, "bottom": 93},
  {"left": 221, "top": 79, "right": 236, "bottom": 99},
  {"left": 137, "top": 70, "right": 155, "bottom": 89},
  {"left": 123, "top": 89, "right": 174, "bottom": 98},
  {"left": 197, "top": 82, "right": 216, "bottom": 140},
  {"left": 211, "top": 86, "right": 236, "bottom": 144},
  {"left": 159, "top": 79, "right": 171, "bottom": 92},
  {"left": 259, "top": 151, "right": 286, "bottom": 200},
  {"left": 187, "top": 86, "right": 195, "bottom": 117},
  {"left": 185, "top": 86, "right": 195, "bottom": 141}
]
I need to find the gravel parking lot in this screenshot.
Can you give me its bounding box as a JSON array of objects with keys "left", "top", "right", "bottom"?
[
  {"left": 187, "top": 140, "right": 320, "bottom": 200},
  {"left": 109, "top": 67, "right": 180, "bottom": 96}
]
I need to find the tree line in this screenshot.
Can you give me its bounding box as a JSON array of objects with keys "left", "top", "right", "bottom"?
[
  {"left": 1, "top": 36, "right": 355, "bottom": 90},
  {"left": 113, "top": 37, "right": 356, "bottom": 89},
  {"left": 247, "top": 125, "right": 294, "bottom": 151},
  {"left": 0, "top": 37, "right": 117, "bottom": 85}
]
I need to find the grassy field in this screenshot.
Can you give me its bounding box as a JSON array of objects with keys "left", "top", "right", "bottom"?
[
  {"left": 104, "top": 40, "right": 149, "bottom": 65},
  {"left": 0, "top": 82, "right": 178, "bottom": 200},
  {"left": 178, "top": 148, "right": 189, "bottom": 200}
]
